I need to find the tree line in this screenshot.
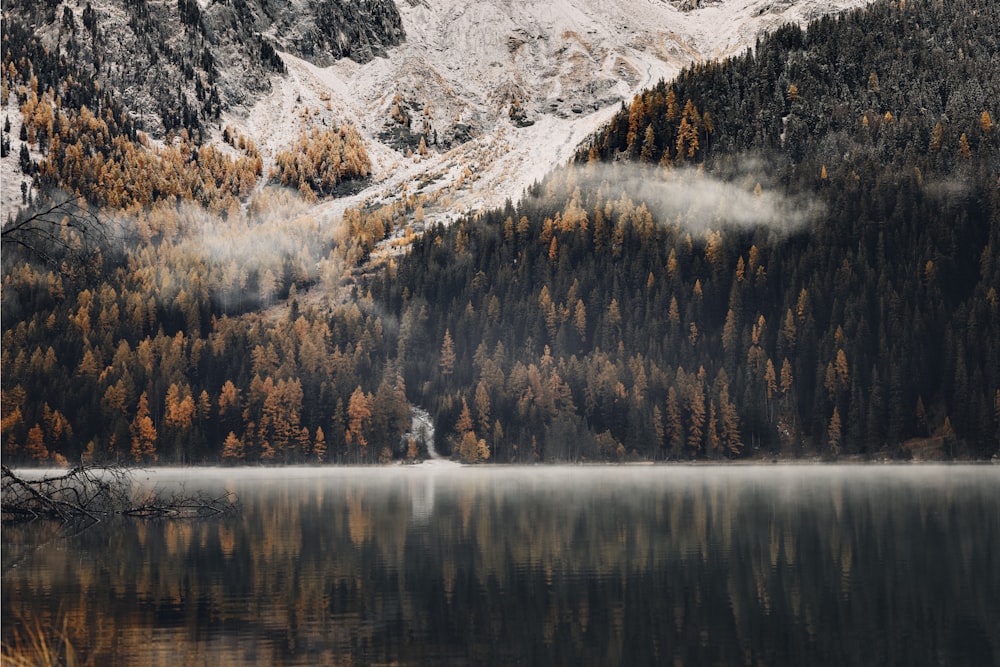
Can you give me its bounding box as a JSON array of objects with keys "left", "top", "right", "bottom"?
[
  {"left": 3, "top": 0, "right": 998, "bottom": 463},
  {"left": 375, "top": 0, "right": 999, "bottom": 461}
]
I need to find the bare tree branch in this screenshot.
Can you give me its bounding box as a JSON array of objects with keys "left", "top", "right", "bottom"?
[
  {"left": 1, "top": 188, "right": 116, "bottom": 266},
  {"left": 1, "top": 464, "right": 239, "bottom": 526}
]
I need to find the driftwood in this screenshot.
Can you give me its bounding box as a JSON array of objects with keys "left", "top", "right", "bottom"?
[{"left": 1, "top": 464, "right": 238, "bottom": 525}]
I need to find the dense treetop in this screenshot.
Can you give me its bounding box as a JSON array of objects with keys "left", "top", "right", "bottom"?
[
  {"left": 2, "top": 0, "right": 998, "bottom": 464},
  {"left": 376, "top": 0, "right": 1000, "bottom": 461}
]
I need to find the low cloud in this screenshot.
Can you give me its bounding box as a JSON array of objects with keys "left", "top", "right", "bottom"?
[
  {"left": 554, "top": 163, "right": 824, "bottom": 237},
  {"left": 107, "top": 187, "right": 350, "bottom": 312}
]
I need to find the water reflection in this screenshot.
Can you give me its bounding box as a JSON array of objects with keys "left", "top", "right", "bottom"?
[{"left": 3, "top": 465, "right": 999, "bottom": 666}]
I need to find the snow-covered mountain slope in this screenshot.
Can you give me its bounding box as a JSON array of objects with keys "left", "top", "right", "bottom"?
[
  {"left": 1, "top": 0, "right": 872, "bottom": 225},
  {"left": 224, "top": 0, "right": 873, "bottom": 224}
]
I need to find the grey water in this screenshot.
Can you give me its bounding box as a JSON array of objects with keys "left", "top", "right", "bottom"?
[{"left": 3, "top": 465, "right": 999, "bottom": 666}]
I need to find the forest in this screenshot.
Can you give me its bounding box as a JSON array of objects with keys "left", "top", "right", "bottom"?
[
  {"left": 375, "top": 0, "right": 1000, "bottom": 461},
  {"left": 2, "top": 0, "right": 998, "bottom": 464}
]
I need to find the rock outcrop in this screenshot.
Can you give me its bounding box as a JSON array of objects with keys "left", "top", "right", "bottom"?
[{"left": 2, "top": 0, "right": 405, "bottom": 136}]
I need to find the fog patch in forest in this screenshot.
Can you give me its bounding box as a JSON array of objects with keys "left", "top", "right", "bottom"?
[
  {"left": 107, "top": 187, "right": 353, "bottom": 313},
  {"left": 923, "top": 176, "right": 973, "bottom": 203},
  {"left": 187, "top": 189, "right": 342, "bottom": 269},
  {"left": 565, "top": 163, "right": 824, "bottom": 237}
]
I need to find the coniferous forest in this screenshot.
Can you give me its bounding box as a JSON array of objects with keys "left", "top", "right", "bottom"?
[{"left": 3, "top": 0, "right": 999, "bottom": 464}]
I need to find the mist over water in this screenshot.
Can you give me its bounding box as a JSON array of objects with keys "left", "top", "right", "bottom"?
[{"left": 4, "top": 465, "right": 998, "bottom": 666}]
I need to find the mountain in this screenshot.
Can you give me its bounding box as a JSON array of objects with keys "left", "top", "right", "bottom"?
[
  {"left": 226, "top": 0, "right": 875, "bottom": 219},
  {"left": 0, "top": 0, "right": 871, "bottom": 220},
  {"left": 374, "top": 0, "right": 1000, "bottom": 461},
  {"left": 1, "top": 0, "right": 404, "bottom": 133},
  {"left": 7, "top": 0, "right": 996, "bottom": 466}
]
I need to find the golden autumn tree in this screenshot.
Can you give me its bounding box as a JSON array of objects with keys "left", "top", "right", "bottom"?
[
  {"left": 665, "top": 89, "right": 678, "bottom": 120},
  {"left": 665, "top": 387, "right": 683, "bottom": 457},
  {"left": 346, "top": 386, "right": 373, "bottom": 460},
  {"left": 455, "top": 398, "right": 474, "bottom": 436},
  {"left": 440, "top": 329, "right": 456, "bottom": 379},
  {"left": 218, "top": 380, "right": 240, "bottom": 417},
  {"left": 626, "top": 94, "right": 646, "bottom": 152},
  {"left": 929, "top": 121, "right": 944, "bottom": 152},
  {"left": 130, "top": 391, "right": 158, "bottom": 462},
  {"left": 959, "top": 133, "right": 971, "bottom": 159},
  {"left": 573, "top": 299, "right": 587, "bottom": 342},
  {"left": 828, "top": 406, "right": 843, "bottom": 458},
  {"left": 687, "top": 379, "right": 705, "bottom": 455},
  {"left": 164, "top": 383, "right": 195, "bottom": 431},
  {"left": 474, "top": 380, "right": 492, "bottom": 435},
  {"left": 780, "top": 358, "right": 795, "bottom": 397},
  {"left": 258, "top": 378, "right": 304, "bottom": 461},
  {"left": 706, "top": 402, "right": 721, "bottom": 457},
  {"left": 455, "top": 397, "right": 489, "bottom": 463},
  {"left": 639, "top": 124, "right": 657, "bottom": 163},
  {"left": 714, "top": 370, "right": 742, "bottom": 456},
  {"left": 221, "top": 431, "right": 245, "bottom": 461},
  {"left": 675, "top": 99, "right": 701, "bottom": 160},
  {"left": 313, "top": 426, "right": 327, "bottom": 462},
  {"left": 25, "top": 423, "right": 48, "bottom": 462},
  {"left": 1, "top": 398, "right": 24, "bottom": 455}
]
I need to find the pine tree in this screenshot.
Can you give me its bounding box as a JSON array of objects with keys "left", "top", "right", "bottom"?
[
  {"left": 828, "top": 406, "right": 842, "bottom": 458},
  {"left": 25, "top": 423, "right": 48, "bottom": 461},
  {"left": 346, "top": 386, "right": 372, "bottom": 458},
  {"left": 130, "top": 392, "right": 158, "bottom": 462},
  {"left": 221, "top": 431, "right": 244, "bottom": 460},
  {"left": 440, "top": 329, "right": 456, "bottom": 378}
]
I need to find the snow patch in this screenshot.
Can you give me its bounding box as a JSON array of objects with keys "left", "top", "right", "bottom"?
[
  {"left": 0, "top": 96, "right": 37, "bottom": 221},
  {"left": 2, "top": 0, "right": 873, "bottom": 235},
  {"left": 221, "top": 0, "right": 872, "bottom": 226}
]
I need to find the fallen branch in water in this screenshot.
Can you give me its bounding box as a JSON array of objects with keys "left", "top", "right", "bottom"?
[{"left": 1, "top": 464, "right": 238, "bottom": 525}]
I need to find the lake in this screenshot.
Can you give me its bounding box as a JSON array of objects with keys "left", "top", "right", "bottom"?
[{"left": 3, "top": 464, "right": 999, "bottom": 666}]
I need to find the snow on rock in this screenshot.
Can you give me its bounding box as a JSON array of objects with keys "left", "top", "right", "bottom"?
[
  {"left": 0, "top": 97, "right": 35, "bottom": 219},
  {"left": 1, "top": 0, "right": 872, "bottom": 227},
  {"left": 225, "top": 0, "right": 873, "bottom": 225}
]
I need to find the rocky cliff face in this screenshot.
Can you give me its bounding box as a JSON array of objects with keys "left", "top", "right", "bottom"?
[
  {"left": 2, "top": 0, "right": 873, "bottom": 220},
  {"left": 251, "top": 0, "right": 874, "bottom": 217},
  {"left": 1, "top": 0, "right": 404, "bottom": 137},
  {"left": 246, "top": 0, "right": 406, "bottom": 65}
]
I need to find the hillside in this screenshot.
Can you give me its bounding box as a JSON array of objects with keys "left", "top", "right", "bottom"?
[
  {"left": 374, "top": 0, "right": 1000, "bottom": 461},
  {"left": 1, "top": 0, "right": 404, "bottom": 132},
  {"left": 221, "top": 0, "right": 876, "bottom": 228},
  {"left": 3, "top": 0, "right": 997, "bottom": 464},
  {"left": 1, "top": 0, "right": 872, "bottom": 221}
]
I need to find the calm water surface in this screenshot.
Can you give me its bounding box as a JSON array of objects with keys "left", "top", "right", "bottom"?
[{"left": 3, "top": 464, "right": 999, "bottom": 666}]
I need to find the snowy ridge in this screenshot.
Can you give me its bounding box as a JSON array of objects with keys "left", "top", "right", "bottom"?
[
  {"left": 223, "top": 0, "right": 872, "bottom": 225},
  {"left": 1, "top": 0, "right": 873, "bottom": 230}
]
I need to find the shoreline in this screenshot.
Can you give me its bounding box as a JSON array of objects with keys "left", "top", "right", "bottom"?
[{"left": 9, "top": 457, "right": 998, "bottom": 475}]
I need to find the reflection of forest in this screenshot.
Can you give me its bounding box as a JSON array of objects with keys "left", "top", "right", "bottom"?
[{"left": 3, "top": 467, "right": 999, "bottom": 666}]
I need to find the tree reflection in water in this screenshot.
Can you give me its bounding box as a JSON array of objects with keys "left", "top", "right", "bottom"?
[{"left": 3, "top": 465, "right": 998, "bottom": 666}]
